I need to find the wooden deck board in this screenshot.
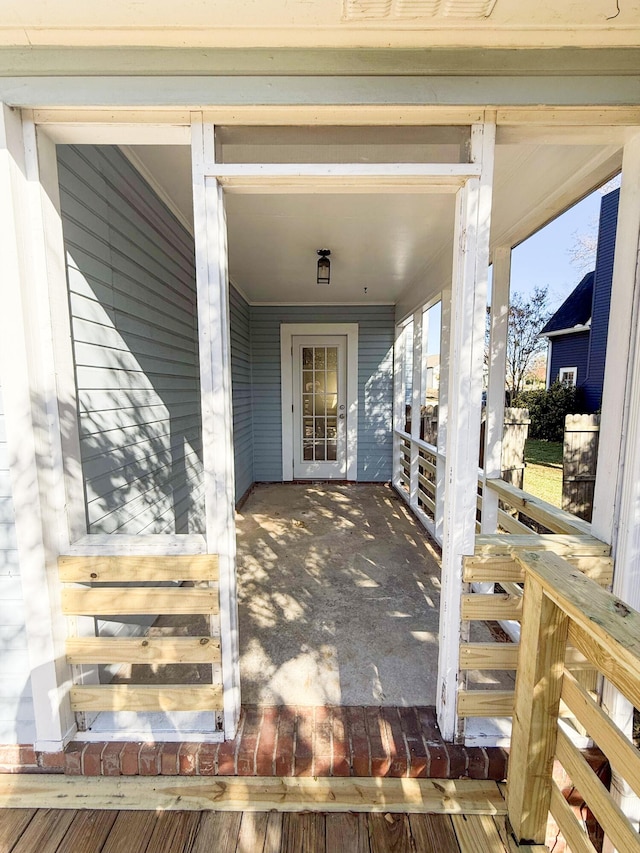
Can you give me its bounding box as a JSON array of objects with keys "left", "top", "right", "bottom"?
[
  {"left": 0, "top": 809, "right": 36, "bottom": 852},
  {"left": 0, "top": 807, "right": 535, "bottom": 853},
  {"left": 10, "top": 808, "right": 76, "bottom": 853},
  {"left": 452, "top": 814, "right": 506, "bottom": 853},
  {"left": 144, "top": 810, "right": 202, "bottom": 853},
  {"left": 409, "top": 813, "right": 461, "bottom": 851},
  {"left": 99, "top": 810, "right": 158, "bottom": 853},
  {"left": 0, "top": 775, "right": 507, "bottom": 814},
  {"left": 191, "top": 812, "right": 242, "bottom": 853},
  {"left": 326, "top": 813, "right": 370, "bottom": 853},
  {"left": 236, "top": 812, "right": 274, "bottom": 853},
  {"left": 56, "top": 810, "right": 118, "bottom": 853}
]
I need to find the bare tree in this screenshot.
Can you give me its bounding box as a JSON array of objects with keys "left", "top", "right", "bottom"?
[
  {"left": 567, "top": 224, "right": 598, "bottom": 274},
  {"left": 567, "top": 175, "right": 621, "bottom": 274},
  {"left": 507, "top": 286, "right": 551, "bottom": 400}
]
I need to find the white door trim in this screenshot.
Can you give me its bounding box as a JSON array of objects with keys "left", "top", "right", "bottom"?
[{"left": 281, "top": 323, "right": 358, "bottom": 481}]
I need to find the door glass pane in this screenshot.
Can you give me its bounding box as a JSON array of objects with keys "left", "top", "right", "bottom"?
[
  {"left": 300, "top": 343, "right": 341, "bottom": 463},
  {"left": 303, "top": 371, "right": 314, "bottom": 392}
]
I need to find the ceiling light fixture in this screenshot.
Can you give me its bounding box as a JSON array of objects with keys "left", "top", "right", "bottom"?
[{"left": 317, "top": 249, "right": 331, "bottom": 285}]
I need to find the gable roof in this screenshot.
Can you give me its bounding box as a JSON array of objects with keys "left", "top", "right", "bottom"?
[{"left": 540, "top": 271, "right": 594, "bottom": 336}]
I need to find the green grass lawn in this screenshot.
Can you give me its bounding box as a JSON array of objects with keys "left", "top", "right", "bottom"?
[{"left": 522, "top": 439, "right": 563, "bottom": 507}]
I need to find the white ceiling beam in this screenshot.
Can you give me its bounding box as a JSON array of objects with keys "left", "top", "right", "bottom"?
[
  {"left": 32, "top": 105, "right": 640, "bottom": 130},
  {"left": 41, "top": 122, "right": 191, "bottom": 145},
  {"left": 211, "top": 162, "right": 479, "bottom": 194},
  {"left": 497, "top": 125, "right": 630, "bottom": 146}
]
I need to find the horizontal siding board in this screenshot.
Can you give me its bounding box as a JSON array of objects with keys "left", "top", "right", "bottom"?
[
  {"left": 549, "top": 332, "right": 590, "bottom": 387},
  {"left": 584, "top": 189, "right": 619, "bottom": 413},
  {"left": 59, "top": 144, "right": 204, "bottom": 536},
  {"left": 249, "top": 304, "right": 393, "bottom": 483},
  {"left": 230, "top": 286, "right": 254, "bottom": 502}
]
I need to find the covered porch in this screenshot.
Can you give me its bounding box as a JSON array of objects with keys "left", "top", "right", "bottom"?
[{"left": 2, "top": 105, "right": 640, "bottom": 789}]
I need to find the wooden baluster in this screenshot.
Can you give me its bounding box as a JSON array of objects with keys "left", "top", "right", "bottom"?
[{"left": 507, "top": 568, "right": 569, "bottom": 844}]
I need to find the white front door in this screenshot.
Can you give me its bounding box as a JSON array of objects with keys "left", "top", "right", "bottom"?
[{"left": 292, "top": 335, "right": 347, "bottom": 478}]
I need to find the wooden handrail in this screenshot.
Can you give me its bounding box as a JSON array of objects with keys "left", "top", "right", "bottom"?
[
  {"left": 507, "top": 549, "right": 640, "bottom": 850},
  {"left": 485, "top": 477, "right": 592, "bottom": 537}
]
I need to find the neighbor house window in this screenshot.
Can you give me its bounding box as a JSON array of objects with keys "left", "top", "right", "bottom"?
[{"left": 559, "top": 367, "right": 577, "bottom": 386}]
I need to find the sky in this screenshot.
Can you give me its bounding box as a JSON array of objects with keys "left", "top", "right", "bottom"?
[{"left": 509, "top": 175, "right": 621, "bottom": 312}]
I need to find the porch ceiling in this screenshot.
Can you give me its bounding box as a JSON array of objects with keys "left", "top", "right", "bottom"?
[
  {"left": 128, "top": 139, "right": 622, "bottom": 308},
  {"left": 2, "top": 0, "right": 640, "bottom": 48}
]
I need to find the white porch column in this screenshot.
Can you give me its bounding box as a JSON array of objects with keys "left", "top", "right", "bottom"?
[
  {"left": 192, "top": 115, "right": 241, "bottom": 737},
  {"left": 481, "top": 246, "right": 511, "bottom": 534},
  {"left": 592, "top": 133, "right": 640, "bottom": 546},
  {"left": 437, "top": 122, "right": 495, "bottom": 741},
  {"left": 591, "top": 133, "right": 640, "bottom": 843},
  {"left": 409, "top": 308, "right": 424, "bottom": 509},
  {"left": 435, "top": 289, "right": 451, "bottom": 545},
  {"left": 0, "top": 104, "right": 75, "bottom": 750}
]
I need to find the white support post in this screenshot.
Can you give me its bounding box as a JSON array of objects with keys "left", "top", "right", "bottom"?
[
  {"left": 592, "top": 133, "right": 640, "bottom": 547},
  {"left": 392, "top": 321, "right": 406, "bottom": 489},
  {"left": 437, "top": 122, "right": 495, "bottom": 742},
  {"left": 30, "top": 123, "right": 87, "bottom": 546},
  {"left": 481, "top": 246, "right": 511, "bottom": 535},
  {"left": 435, "top": 289, "right": 451, "bottom": 546},
  {"left": 591, "top": 132, "right": 640, "bottom": 846},
  {"left": 24, "top": 116, "right": 100, "bottom": 728},
  {"left": 192, "top": 114, "right": 241, "bottom": 738},
  {"left": 601, "top": 280, "right": 640, "bottom": 847},
  {"left": 409, "top": 308, "right": 423, "bottom": 509},
  {"left": 0, "top": 103, "right": 75, "bottom": 750}
]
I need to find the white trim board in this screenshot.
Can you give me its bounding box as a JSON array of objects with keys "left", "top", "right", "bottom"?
[{"left": 280, "top": 323, "right": 358, "bottom": 482}]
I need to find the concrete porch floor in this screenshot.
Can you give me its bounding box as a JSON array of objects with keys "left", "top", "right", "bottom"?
[{"left": 236, "top": 483, "right": 443, "bottom": 707}]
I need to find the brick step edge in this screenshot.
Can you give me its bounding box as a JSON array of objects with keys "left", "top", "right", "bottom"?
[
  {"left": 61, "top": 706, "right": 507, "bottom": 779},
  {"left": 63, "top": 739, "right": 509, "bottom": 779}
]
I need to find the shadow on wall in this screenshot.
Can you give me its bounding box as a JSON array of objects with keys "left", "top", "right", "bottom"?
[
  {"left": 361, "top": 343, "right": 394, "bottom": 479},
  {"left": 58, "top": 142, "right": 205, "bottom": 536},
  {"left": 69, "top": 261, "right": 205, "bottom": 536}
]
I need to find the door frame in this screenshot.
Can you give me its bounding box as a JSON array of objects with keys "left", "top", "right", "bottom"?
[{"left": 281, "top": 323, "right": 358, "bottom": 481}]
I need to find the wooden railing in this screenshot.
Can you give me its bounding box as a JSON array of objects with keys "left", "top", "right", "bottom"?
[
  {"left": 60, "top": 555, "right": 222, "bottom": 716},
  {"left": 506, "top": 550, "right": 640, "bottom": 851},
  {"left": 395, "top": 430, "right": 439, "bottom": 535},
  {"left": 481, "top": 477, "right": 593, "bottom": 537},
  {"left": 458, "top": 535, "right": 613, "bottom": 721}
]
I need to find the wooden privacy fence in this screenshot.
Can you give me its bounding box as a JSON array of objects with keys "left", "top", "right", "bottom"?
[
  {"left": 563, "top": 413, "right": 600, "bottom": 522},
  {"left": 479, "top": 407, "right": 531, "bottom": 490},
  {"left": 507, "top": 549, "right": 640, "bottom": 852},
  {"left": 59, "top": 555, "right": 222, "bottom": 716}
]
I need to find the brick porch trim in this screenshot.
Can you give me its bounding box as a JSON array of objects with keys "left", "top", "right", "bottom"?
[{"left": 62, "top": 705, "right": 509, "bottom": 780}]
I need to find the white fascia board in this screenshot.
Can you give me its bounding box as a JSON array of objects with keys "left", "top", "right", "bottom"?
[{"left": 540, "top": 322, "right": 591, "bottom": 339}]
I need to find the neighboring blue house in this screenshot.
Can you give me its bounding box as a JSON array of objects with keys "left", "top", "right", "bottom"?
[{"left": 541, "top": 188, "right": 620, "bottom": 412}]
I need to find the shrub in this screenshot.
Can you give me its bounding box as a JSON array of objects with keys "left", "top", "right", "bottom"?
[{"left": 514, "top": 382, "right": 583, "bottom": 442}]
